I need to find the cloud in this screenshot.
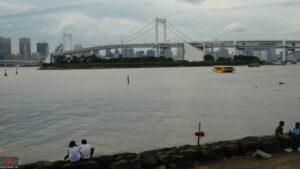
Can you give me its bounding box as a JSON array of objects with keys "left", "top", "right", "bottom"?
[
  {"left": 280, "top": 27, "right": 300, "bottom": 35},
  {"left": 0, "top": 1, "right": 34, "bottom": 15},
  {"left": 180, "top": 0, "right": 206, "bottom": 4},
  {"left": 222, "top": 22, "right": 248, "bottom": 33},
  {"left": 86, "top": 17, "right": 144, "bottom": 37},
  {"left": 41, "top": 21, "right": 78, "bottom": 34},
  {"left": 40, "top": 12, "right": 93, "bottom": 34},
  {"left": 279, "top": 0, "right": 300, "bottom": 6},
  {"left": 2, "top": 0, "right": 300, "bottom": 53},
  {"left": 2, "top": 24, "right": 12, "bottom": 30}
]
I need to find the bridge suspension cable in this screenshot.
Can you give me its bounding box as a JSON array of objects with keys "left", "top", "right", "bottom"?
[
  {"left": 166, "top": 21, "right": 192, "bottom": 42},
  {"left": 122, "top": 26, "right": 155, "bottom": 43},
  {"left": 53, "top": 37, "right": 63, "bottom": 53},
  {"left": 167, "top": 27, "right": 189, "bottom": 42},
  {"left": 121, "top": 19, "right": 155, "bottom": 42}
]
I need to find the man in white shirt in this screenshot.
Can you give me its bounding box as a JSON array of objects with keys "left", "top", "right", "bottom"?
[{"left": 79, "top": 139, "right": 95, "bottom": 160}]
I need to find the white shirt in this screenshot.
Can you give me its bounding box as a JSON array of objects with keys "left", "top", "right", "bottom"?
[
  {"left": 68, "top": 147, "right": 81, "bottom": 162},
  {"left": 79, "top": 144, "right": 92, "bottom": 159}
]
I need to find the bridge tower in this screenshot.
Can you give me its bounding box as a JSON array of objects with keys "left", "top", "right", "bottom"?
[
  {"left": 63, "top": 33, "right": 73, "bottom": 52},
  {"left": 155, "top": 18, "right": 167, "bottom": 57}
]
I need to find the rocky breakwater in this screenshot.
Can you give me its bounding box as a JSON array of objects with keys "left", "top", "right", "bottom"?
[{"left": 19, "top": 135, "right": 281, "bottom": 169}]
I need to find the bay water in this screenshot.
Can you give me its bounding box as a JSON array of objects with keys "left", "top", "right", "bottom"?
[{"left": 0, "top": 65, "right": 300, "bottom": 164}]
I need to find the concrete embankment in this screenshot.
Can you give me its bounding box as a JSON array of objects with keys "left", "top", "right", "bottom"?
[{"left": 19, "top": 135, "right": 281, "bottom": 169}]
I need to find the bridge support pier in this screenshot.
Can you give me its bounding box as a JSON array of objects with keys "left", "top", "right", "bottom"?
[
  {"left": 50, "top": 55, "right": 53, "bottom": 64},
  {"left": 176, "top": 46, "right": 184, "bottom": 60},
  {"left": 285, "top": 48, "right": 296, "bottom": 61},
  {"left": 282, "top": 40, "right": 287, "bottom": 62},
  {"left": 203, "top": 42, "right": 206, "bottom": 55},
  {"left": 233, "top": 41, "right": 238, "bottom": 56}
]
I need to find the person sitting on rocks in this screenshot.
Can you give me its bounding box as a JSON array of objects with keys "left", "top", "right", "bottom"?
[
  {"left": 79, "top": 139, "right": 95, "bottom": 160},
  {"left": 289, "top": 122, "right": 300, "bottom": 151},
  {"left": 275, "top": 121, "right": 293, "bottom": 152},
  {"left": 64, "top": 141, "right": 81, "bottom": 163}
]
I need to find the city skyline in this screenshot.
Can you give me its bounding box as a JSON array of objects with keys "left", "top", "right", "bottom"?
[{"left": 1, "top": 0, "right": 300, "bottom": 53}]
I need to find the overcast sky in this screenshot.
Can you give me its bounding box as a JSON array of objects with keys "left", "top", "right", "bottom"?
[{"left": 1, "top": 0, "right": 300, "bottom": 53}]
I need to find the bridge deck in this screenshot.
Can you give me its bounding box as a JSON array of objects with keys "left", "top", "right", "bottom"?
[{"left": 53, "top": 40, "right": 300, "bottom": 56}]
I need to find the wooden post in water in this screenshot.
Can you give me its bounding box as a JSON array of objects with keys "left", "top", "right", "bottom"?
[
  {"left": 127, "top": 75, "right": 130, "bottom": 85},
  {"left": 197, "top": 122, "right": 201, "bottom": 146}
]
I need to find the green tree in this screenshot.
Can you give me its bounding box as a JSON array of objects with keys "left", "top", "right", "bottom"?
[{"left": 204, "top": 55, "right": 215, "bottom": 61}]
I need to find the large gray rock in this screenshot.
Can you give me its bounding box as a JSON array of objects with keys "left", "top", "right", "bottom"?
[
  {"left": 141, "top": 150, "right": 158, "bottom": 165},
  {"left": 239, "top": 136, "right": 261, "bottom": 154},
  {"left": 260, "top": 141, "right": 281, "bottom": 153},
  {"left": 197, "top": 148, "right": 225, "bottom": 161},
  {"left": 157, "top": 147, "right": 177, "bottom": 152},
  {"left": 19, "top": 161, "right": 55, "bottom": 169},
  {"left": 162, "top": 147, "right": 178, "bottom": 155},
  {"left": 254, "top": 150, "right": 272, "bottom": 159},
  {"left": 157, "top": 152, "right": 170, "bottom": 163},
  {"left": 111, "top": 159, "right": 132, "bottom": 169},
  {"left": 168, "top": 163, "right": 178, "bottom": 169},
  {"left": 155, "top": 165, "right": 166, "bottom": 169},
  {"left": 19, "top": 163, "right": 38, "bottom": 169},
  {"left": 170, "top": 155, "right": 185, "bottom": 163},
  {"left": 36, "top": 164, "right": 56, "bottom": 169},
  {"left": 178, "top": 148, "right": 198, "bottom": 162},
  {"left": 92, "top": 155, "right": 113, "bottom": 169},
  {"left": 113, "top": 153, "right": 137, "bottom": 161},
  {"left": 223, "top": 144, "right": 239, "bottom": 158},
  {"left": 130, "top": 159, "right": 141, "bottom": 169},
  {"left": 62, "top": 160, "right": 99, "bottom": 169}
]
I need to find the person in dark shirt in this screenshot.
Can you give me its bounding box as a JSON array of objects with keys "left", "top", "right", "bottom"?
[
  {"left": 289, "top": 122, "right": 300, "bottom": 151},
  {"left": 275, "top": 121, "right": 293, "bottom": 152}
]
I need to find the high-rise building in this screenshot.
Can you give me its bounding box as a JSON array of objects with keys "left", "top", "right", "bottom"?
[
  {"left": 121, "top": 48, "right": 134, "bottom": 58},
  {"left": 37, "top": 42, "right": 49, "bottom": 57},
  {"left": 245, "top": 48, "right": 254, "bottom": 56},
  {"left": 146, "top": 49, "right": 155, "bottom": 57},
  {"left": 268, "top": 48, "right": 276, "bottom": 61},
  {"left": 213, "top": 51, "right": 219, "bottom": 59},
  {"left": 0, "top": 37, "right": 12, "bottom": 59},
  {"left": 105, "top": 49, "right": 113, "bottom": 58},
  {"left": 261, "top": 50, "right": 269, "bottom": 61},
  {"left": 135, "top": 51, "right": 145, "bottom": 58},
  {"left": 294, "top": 51, "right": 300, "bottom": 61},
  {"left": 159, "top": 48, "right": 171, "bottom": 58},
  {"left": 218, "top": 48, "right": 229, "bottom": 58},
  {"left": 113, "top": 49, "right": 120, "bottom": 58},
  {"left": 161, "top": 48, "right": 172, "bottom": 58},
  {"left": 244, "top": 47, "right": 276, "bottom": 61},
  {"left": 0, "top": 51, "right": 4, "bottom": 60},
  {"left": 19, "top": 37, "right": 31, "bottom": 59}
]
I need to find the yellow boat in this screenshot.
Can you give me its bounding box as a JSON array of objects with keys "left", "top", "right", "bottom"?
[
  {"left": 213, "top": 66, "right": 236, "bottom": 73},
  {"left": 248, "top": 63, "right": 261, "bottom": 67}
]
